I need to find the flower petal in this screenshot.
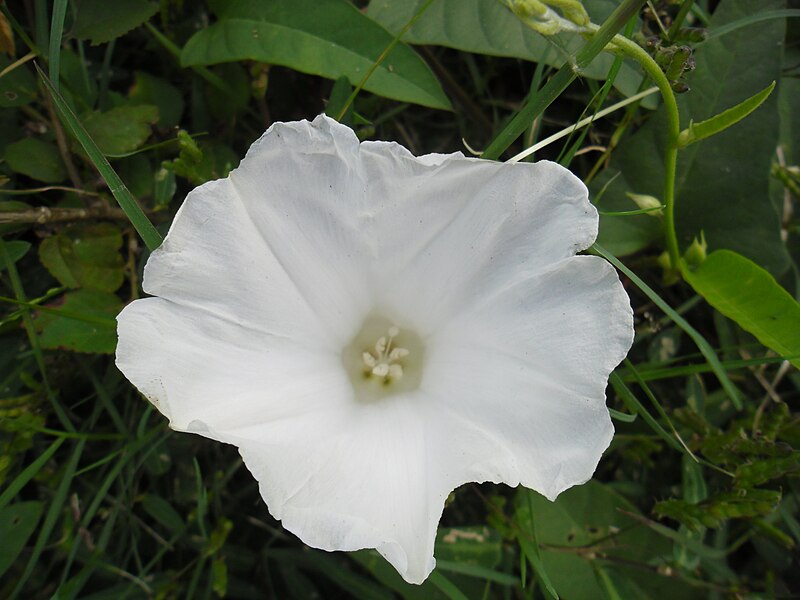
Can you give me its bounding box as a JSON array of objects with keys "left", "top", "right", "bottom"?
[
  {"left": 421, "top": 255, "right": 633, "bottom": 500},
  {"left": 226, "top": 394, "right": 444, "bottom": 585},
  {"left": 356, "top": 142, "right": 597, "bottom": 335},
  {"left": 116, "top": 297, "right": 352, "bottom": 432},
  {"left": 144, "top": 117, "right": 376, "bottom": 347}
]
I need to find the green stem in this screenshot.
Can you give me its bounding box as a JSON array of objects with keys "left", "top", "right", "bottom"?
[
  {"left": 483, "top": 0, "right": 646, "bottom": 160},
  {"left": 667, "top": 0, "right": 695, "bottom": 42},
  {"left": 593, "top": 26, "right": 682, "bottom": 268}
]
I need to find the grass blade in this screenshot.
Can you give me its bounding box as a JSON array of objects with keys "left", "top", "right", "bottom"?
[
  {"left": 594, "top": 243, "right": 742, "bottom": 409},
  {"left": 48, "top": 0, "right": 68, "bottom": 90},
  {"left": 34, "top": 64, "right": 163, "bottom": 251},
  {"left": 482, "top": 0, "right": 647, "bottom": 159}
]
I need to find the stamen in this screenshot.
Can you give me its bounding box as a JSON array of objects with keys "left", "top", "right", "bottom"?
[
  {"left": 360, "top": 324, "right": 409, "bottom": 383},
  {"left": 362, "top": 352, "right": 377, "bottom": 368},
  {"left": 389, "top": 347, "right": 409, "bottom": 360}
]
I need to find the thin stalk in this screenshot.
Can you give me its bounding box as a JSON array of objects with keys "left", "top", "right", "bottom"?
[
  {"left": 36, "top": 64, "right": 163, "bottom": 251},
  {"left": 597, "top": 27, "right": 682, "bottom": 267},
  {"left": 667, "top": 0, "right": 695, "bottom": 42},
  {"left": 48, "top": 0, "right": 68, "bottom": 90},
  {"left": 336, "top": 0, "right": 438, "bottom": 121},
  {"left": 508, "top": 86, "right": 658, "bottom": 162},
  {"left": 482, "top": 0, "right": 647, "bottom": 160}
]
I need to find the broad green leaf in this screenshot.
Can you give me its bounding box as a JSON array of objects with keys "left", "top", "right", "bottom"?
[
  {"left": 129, "top": 72, "right": 185, "bottom": 128},
  {"left": 180, "top": 0, "right": 451, "bottom": 110},
  {"left": 81, "top": 105, "right": 159, "bottom": 156},
  {"left": 675, "top": 0, "right": 788, "bottom": 274},
  {"left": 0, "top": 56, "right": 36, "bottom": 108},
  {"left": 516, "top": 482, "right": 702, "bottom": 600},
  {"left": 596, "top": 0, "right": 788, "bottom": 272},
  {"left": 4, "top": 138, "right": 66, "bottom": 183},
  {"left": 39, "top": 223, "right": 125, "bottom": 292},
  {"left": 682, "top": 250, "right": 800, "bottom": 368},
  {"left": 677, "top": 81, "right": 776, "bottom": 148},
  {"left": 0, "top": 502, "right": 43, "bottom": 578},
  {"left": 367, "top": 0, "right": 656, "bottom": 108},
  {"left": 73, "top": 0, "right": 158, "bottom": 45},
  {"left": 0, "top": 241, "right": 30, "bottom": 271},
  {"left": 34, "top": 289, "right": 121, "bottom": 354}
]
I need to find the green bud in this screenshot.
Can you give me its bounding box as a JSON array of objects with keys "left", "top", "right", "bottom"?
[
  {"left": 500, "top": 0, "right": 590, "bottom": 36},
  {"left": 626, "top": 192, "right": 663, "bottom": 216},
  {"left": 683, "top": 233, "right": 708, "bottom": 269}
]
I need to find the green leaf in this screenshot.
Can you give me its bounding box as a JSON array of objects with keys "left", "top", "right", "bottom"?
[
  {"left": 655, "top": 489, "right": 782, "bottom": 530},
  {"left": 0, "top": 502, "right": 43, "bottom": 579},
  {"left": 180, "top": 0, "right": 451, "bottom": 110},
  {"left": 129, "top": 71, "right": 185, "bottom": 129},
  {"left": 0, "top": 56, "right": 36, "bottom": 108},
  {"left": 140, "top": 494, "right": 185, "bottom": 532},
  {"left": 82, "top": 105, "right": 159, "bottom": 156},
  {"left": 734, "top": 454, "right": 800, "bottom": 489},
  {"left": 682, "top": 250, "right": 800, "bottom": 368},
  {"left": 0, "top": 241, "right": 30, "bottom": 271},
  {"left": 516, "top": 482, "right": 701, "bottom": 600},
  {"left": 675, "top": 0, "right": 788, "bottom": 274},
  {"left": 677, "top": 81, "right": 776, "bottom": 148},
  {"left": 34, "top": 290, "right": 122, "bottom": 354},
  {"left": 368, "top": 0, "right": 656, "bottom": 108},
  {"left": 4, "top": 138, "right": 67, "bottom": 183},
  {"left": 598, "top": 0, "right": 788, "bottom": 271},
  {"left": 435, "top": 527, "right": 502, "bottom": 573},
  {"left": 38, "top": 223, "right": 125, "bottom": 292},
  {"left": 73, "top": 0, "right": 158, "bottom": 45}
]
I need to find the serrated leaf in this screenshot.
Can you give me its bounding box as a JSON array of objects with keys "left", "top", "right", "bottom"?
[
  {"left": 38, "top": 223, "right": 125, "bottom": 292},
  {"left": 677, "top": 81, "right": 776, "bottom": 148},
  {"left": 4, "top": 138, "right": 66, "bottom": 183},
  {"left": 0, "top": 502, "right": 43, "bottom": 579},
  {"left": 655, "top": 489, "right": 782, "bottom": 530},
  {"left": 81, "top": 105, "right": 159, "bottom": 156},
  {"left": 734, "top": 454, "right": 800, "bottom": 488},
  {"left": 682, "top": 250, "right": 800, "bottom": 368},
  {"left": 34, "top": 290, "right": 121, "bottom": 354},
  {"left": 180, "top": 0, "right": 451, "bottom": 110},
  {"left": 73, "top": 0, "right": 158, "bottom": 45}
]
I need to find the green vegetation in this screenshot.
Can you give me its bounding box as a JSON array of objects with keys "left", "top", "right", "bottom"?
[{"left": 1, "top": 0, "right": 799, "bottom": 597}]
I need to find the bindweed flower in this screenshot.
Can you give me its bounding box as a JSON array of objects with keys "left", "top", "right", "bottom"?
[{"left": 116, "top": 115, "right": 633, "bottom": 584}]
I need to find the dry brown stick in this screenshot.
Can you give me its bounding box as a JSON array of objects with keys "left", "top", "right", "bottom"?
[{"left": 0, "top": 205, "right": 163, "bottom": 225}]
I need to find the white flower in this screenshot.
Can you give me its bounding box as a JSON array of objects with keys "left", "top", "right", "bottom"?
[{"left": 116, "top": 115, "right": 633, "bottom": 584}]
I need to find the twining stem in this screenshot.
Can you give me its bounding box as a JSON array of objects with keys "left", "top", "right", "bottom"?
[
  {"left": 583, "top": 23, "right": 683, "bottom": 268},
  {"left": 612, "top": 38, "right": 681, "bottom": 267}
]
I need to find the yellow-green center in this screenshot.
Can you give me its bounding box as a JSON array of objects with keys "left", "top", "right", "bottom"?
[{"left": 342, "top": 315, "right": 424, "bottom": 402}]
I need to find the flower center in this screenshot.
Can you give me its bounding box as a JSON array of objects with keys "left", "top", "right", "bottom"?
[{"left": 342, "top": 315, "right": 424, "bottom": 402}]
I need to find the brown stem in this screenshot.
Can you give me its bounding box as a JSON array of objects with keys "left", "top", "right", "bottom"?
[{"left": 0, "top": 205, "right": 164, "bottom": 225}]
